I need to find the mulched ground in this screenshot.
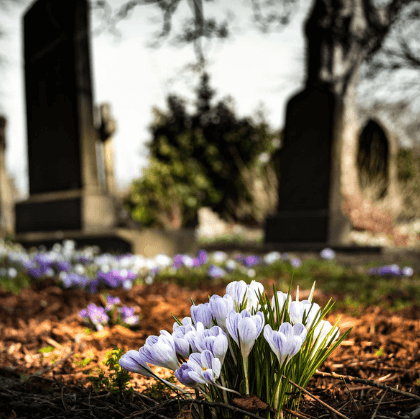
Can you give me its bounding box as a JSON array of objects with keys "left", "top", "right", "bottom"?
[{"left": 1, "top": 278, "right": 420, "bottom": 419}]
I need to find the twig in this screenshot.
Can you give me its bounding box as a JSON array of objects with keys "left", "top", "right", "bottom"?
[
  {"left": 371, "top": 389, "right": 387, "bottom": 419},
  {"left": 343, "top": 377, "right": 360, "bottom": 410},
  {"left": 60, "top": 385, "right": 69, "bottom": 411},
  {"left": 283, "top": 407, "right": 313, "bottom": 419},
  {"left": 315, "top": 371, "right": 420, "bottom": 402},
  {"left": 285, "top": 376, "right": 349, "bottom": 419},
  {"left": 31, "top": 350, "right": 75, "bottom": 377},
  {"left": 128, "top": 397, "right": 265, "bottom": 419}
]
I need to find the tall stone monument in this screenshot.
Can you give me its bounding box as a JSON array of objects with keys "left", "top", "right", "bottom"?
[
  {"left": 15, "top": 0, "right": 197, "bottom": 256},
  {"left": 264, "top": 0, "right": 401, "bottom": 250},
  {"left": 264, "top": 0, "right": 357, "bottom": 249},
  {"left": 15, "top": 0, "right": 117, "bottom": 238}
]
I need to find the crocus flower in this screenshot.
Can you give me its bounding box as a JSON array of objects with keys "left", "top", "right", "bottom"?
[
  {"left": 271, "top": 291, "right": 291, "bottom": 316},
  {"left": 320, "top": 248, "right": 336, "bottom": 260},
  {"left": 178, "top": 350, "right": 221, "bottom": 385},
  {"left": 191, "top": 303, "right": 213, "bottom": 328},
  {"left": 264, "top": 322, "right": 307, "bottom": 366},
  {"left": 226, "top": 280, "right": 247, "bottom": 308},
  {"left": 209, "top": 294, "right": 234, "bottom": 330},
  {"left": 56, "top": 260, "right": 71, "bottom": 272},
  {"left": 142, "top": 331, "right": 179, "bottom": 371},
  {"left": 225, "top": 259, "right": 237, "bottom": 272},
  {"left": 227, "top": 309, "right": 264, "bottom": 359},
  {"left": 197, "top": 250, "right": 207, "bottom": 264},
  {"left": 377, "top": 264, "right": 401, "bottom": 276},
  {"left": 289, "top": 300, "right": 320, "bottom": 329},
  {"left": 120, "top": 306, "right": 135, "bottom": 318},
  {"left": 264, "top": 251, "right": 281, "bottom": 265},
  {"left": 175, "top": 363, "right": 199, "bottom": 388},
  {"left": 173, "top": 254, "right": 183, "bottom": 269},
  {"left": 119, "top": 349, "right": 155, "bottom": 377},
  {"left": 246, "top": 280, "right": 264, "bottom": 312},
  {"left": 244, "top": 255, "right": 260, "bottom": 268},
  {"left": 291, "top": 258, "right": 302, "bottom": 268},
  {"left": 207, "top": 265, "right": 226, "bottom": 278},
  {"left": 172, "top": 319, "right": 206, "bottom": 357},
  {"left": 212, "top": 251, "right": 227, "bottom": 263},
  {"left": 182, "top": 255, "right": 194, "bottom": 267},
  {"left": 402, "top": 266, "right": 414, "bottom": 277},
  {"left": 311, "top": 320, "right": 340, "bottom": 356},
  {"left": 199, "top": 330, "right": 228, "bottom": 365}
]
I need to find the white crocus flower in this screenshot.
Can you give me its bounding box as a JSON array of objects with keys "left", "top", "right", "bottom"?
[
  {"left": 271, "top": 291, "right": 291, "bottom": 318},
  {"left": 289, "top": 300, "right": 321, "bottom": 329},
  {"left": 142, "top": 330, "right": 179, "bottom": 371},
  {"left": 311, "top": 320, "right": 340, "bottom": 356},
  {"left": 264, "top": 322, "right": 307, "bottom": 366},
  {"left": 227, "top": 309, "right": 264, "bottom": 360},
  {"left": 209, "top": 294, "right": 234, "bottom": 331}
]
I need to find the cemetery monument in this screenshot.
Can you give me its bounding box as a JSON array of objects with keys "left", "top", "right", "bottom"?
[{"left": 15, "top": 0, "right": 196, "bottom": 257}]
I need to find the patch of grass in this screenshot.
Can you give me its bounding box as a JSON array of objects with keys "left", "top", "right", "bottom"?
[
  {"left": 143, "top": 374, "right": 177, "bottom": 400},
  {"left": 155, "top": 257, "right": 419, "bottom": 312},
  {"left": 0, "top": 271, "right": 32, "bottom": 295},
  {"left": 38, "top": 346, "right": 55, "bottom": 354}
]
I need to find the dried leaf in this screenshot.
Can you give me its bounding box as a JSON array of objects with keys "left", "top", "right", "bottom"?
[{"left": 233, "top": 394, "right": 268, "bottom": 412}]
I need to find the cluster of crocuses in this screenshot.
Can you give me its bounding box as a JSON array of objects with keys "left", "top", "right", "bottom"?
[
  {"left": 119, "top": 280, "right": 349, "bottom": 417},
  {"left": 79, "top": 295, "right": 140, "bottom": 331},
  {"left": 368, "top": 264, "right": 414, "bottom": 277}
]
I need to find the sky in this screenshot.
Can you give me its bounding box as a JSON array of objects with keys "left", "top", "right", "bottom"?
[{"left": 0, "top": 0, "right": 312, "bottom": 197}]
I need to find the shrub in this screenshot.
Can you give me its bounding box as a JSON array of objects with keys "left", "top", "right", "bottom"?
[{"left": 125, "top": 72, "right": 280, "bottom": 229}]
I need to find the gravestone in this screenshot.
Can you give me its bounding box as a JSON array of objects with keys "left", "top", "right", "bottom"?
[
  {"left": 14, "top": 0, "right": 197, "bottom": 257},
  {"left": 264, "top": 85, "right": 352, "bottom": 248},
  {"left": 15, "top": 0, "right": 116, "bottom": 235}
]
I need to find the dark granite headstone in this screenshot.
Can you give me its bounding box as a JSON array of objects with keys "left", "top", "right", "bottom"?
[
  {"left": 265, "top": 86, "right": 339, "bottom": 244},
  {"left": 16, "top": 0, "right": 104, "bottom": 234},
  {"left": 23, "top": 0, "right": 94, "bottom": 194},
  {"left": 277, "top": 87, "right": 335, "bottom": 211}
]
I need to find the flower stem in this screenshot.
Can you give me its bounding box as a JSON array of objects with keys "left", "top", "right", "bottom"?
[{"left": 243, "top": 357, "right": 250, "bottom": 395}]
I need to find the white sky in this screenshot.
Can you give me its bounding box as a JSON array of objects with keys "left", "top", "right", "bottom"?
[{"left": 0, "top": 0, "right": 311, "bottom": 197}]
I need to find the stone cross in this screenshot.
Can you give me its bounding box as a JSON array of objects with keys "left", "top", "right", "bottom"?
[
  {"left": 97, "top": 103, "right": 117, "bottom": 196},
  {"left": 0, "top": 117, "right": 15, "bottom": 233}
]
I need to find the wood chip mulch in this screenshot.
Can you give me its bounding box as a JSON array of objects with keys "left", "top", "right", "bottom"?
[{"left": 1, "top": 280, "right": 420, "bottom": 418}]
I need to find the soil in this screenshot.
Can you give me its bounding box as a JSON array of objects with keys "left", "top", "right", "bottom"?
[{"left": 1, "top": 279, "right": 420, "bottom": 419}]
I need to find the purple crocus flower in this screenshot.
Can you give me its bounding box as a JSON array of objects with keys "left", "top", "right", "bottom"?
[
  {"left": 377, "top": 264, "right": 401, "bottom": 276},
  {"left": 192, "top": 258, "right": 201, "bottom": 267},
  {"left": 78, "top": 255, "right": 91, "bottom": 264},
  {"left": 28, "top": 268, "right": 43, "bottom": 278},
  {"left": 173, "top": 254, "right": 183, "bottom": 269},
  {"left": 86, "top": 303, "right": 109, "bottom": 330},
  {"left": 79, "top": 309, "right": 87, "bottom": 318},
  {"left": 56, "top": 260, "right": 71, "bottom": 272},
  {"left": 197, "top": 250, "right": 207, "bottom": 264},
  {"left": 120, "top": 306, "right": 135, "bottom": 318},
  {"left": 89, "top": 279, "right": 99, "bottom": 294},
  {"left": 244, "top": 255, "right": 260, "bottom": 267}
]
